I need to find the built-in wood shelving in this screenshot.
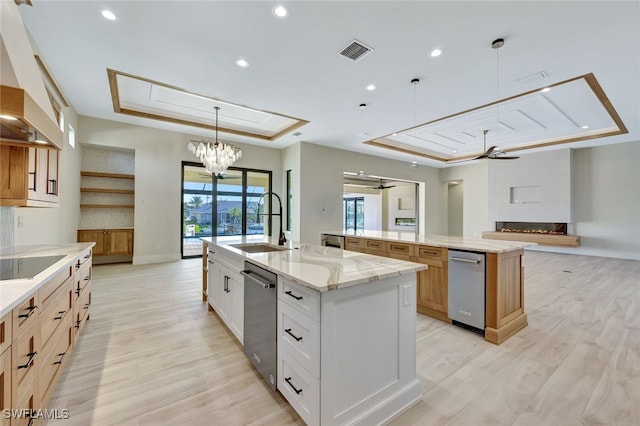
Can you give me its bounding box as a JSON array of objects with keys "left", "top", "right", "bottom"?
[
  {"left": 81, "top": 171, "right": 135, "bottom": 179},
  {"left": 80, "top": 188, "right": 135, "bottom": 194},
  {"left": 80, "top": 204, "right": 134, "bottom": 209}
]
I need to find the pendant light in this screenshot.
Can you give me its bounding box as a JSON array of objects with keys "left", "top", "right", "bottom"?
[{"left": 188, "top": 106, "right": 242, "bottom": 176}]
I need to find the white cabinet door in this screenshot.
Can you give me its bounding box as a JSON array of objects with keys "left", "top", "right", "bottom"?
[
  {"left": 218, "top": 265, "right": 232, "bottom": 324},
  {"left": 207, "top": 261, "right": 221, "bottom": 309},
  {"left": 228, "top": 271, "right": 244, "bottom": 344}
]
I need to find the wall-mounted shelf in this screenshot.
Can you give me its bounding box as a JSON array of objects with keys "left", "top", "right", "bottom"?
[
  {"left": 80, "top": 204, "right": 134, "bottom": 209},
  {"left": 80, "top": 188, "right": 135, "bottom": 194},
  {"left": 80, "top": 171, "right": 134, "bottom": 180},
  {"left": 482, "top": 231, "right": 580, "bottom": 247}
]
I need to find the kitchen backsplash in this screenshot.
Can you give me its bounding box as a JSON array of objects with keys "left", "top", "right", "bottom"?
[{"left": 0, "top": 206, "right": 14, "bottom": 252}]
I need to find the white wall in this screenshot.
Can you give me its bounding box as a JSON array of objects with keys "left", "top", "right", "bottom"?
[
  {"left": 439, "top": 162, "right": 490, "bottom": 239},
  {"left": 282, "top": 143, "right": 301, "bottom": 242},
  {"left": 14, "top": 107, "right": 81, "bottom": 246},
  {"left": 297, "top": 142, "right": 443, "bottom": 245},
  {"left": 79, "top": 116, "right": 282, "bottom": 264},
  {"left": 447, "top": 182, "right": 463, "bottom": 237},
  {"left": 440, "top": 142, "right": 640, "bottom": 260}
]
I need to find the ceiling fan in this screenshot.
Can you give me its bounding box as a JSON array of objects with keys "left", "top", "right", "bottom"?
[
  {"left": 474, "top": 130, "right": 520, "bottom": 160},
  {"left": 369, "top": 179, "right": 396, "bottom": 190}
]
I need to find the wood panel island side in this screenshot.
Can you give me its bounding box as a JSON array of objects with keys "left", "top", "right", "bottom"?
[{"left": 322, "top": 231, "right": 534, "bottom": 345}]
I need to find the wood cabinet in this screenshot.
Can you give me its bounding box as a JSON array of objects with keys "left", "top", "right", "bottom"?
[
  {"left": 2, "top": 247, "right": 92, "bottom": 424},
  {"left": 77, "top": 229, "right": 133, "bottom": 258},
  {"left": 412, "top": 245, "right": 449, "bottom": 323},
  {"left": 0, "top": 144, "right": 59, "bottom": 207}
]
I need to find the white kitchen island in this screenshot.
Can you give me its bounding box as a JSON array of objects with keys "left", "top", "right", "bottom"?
[{"left": 201, "top": 236, "right": 426, "bottom": 426}]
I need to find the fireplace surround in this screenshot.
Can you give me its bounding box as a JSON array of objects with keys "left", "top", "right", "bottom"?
[{"left": 496, "top": 222, "right": 567, "bottom": 235}]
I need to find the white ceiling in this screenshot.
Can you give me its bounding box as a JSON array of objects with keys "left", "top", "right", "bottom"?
[{"left": 18, "top": 1, "right": 640, "bottom": 168}]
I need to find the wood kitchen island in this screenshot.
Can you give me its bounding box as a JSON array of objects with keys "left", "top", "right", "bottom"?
[{"left": 322, "top": 231, "right": 534, "bottom": 345}]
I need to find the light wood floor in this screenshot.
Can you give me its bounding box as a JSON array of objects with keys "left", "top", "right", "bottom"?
[{"left": 43, "top": 251, "right": 640, "bottom": 426}]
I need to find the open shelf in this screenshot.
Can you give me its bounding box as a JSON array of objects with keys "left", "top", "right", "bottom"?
[
  {"left": 482, "top": 231, "right": 580, "bottom": 247},
  {"left": 81, "top": 171, "right": 135, "bottom": 179},
  {"left": 80, "top": 204, "right": 134, "bottom": 209},
  {"left": 80, "top": 187, "right": 135, "bottom": 194}
]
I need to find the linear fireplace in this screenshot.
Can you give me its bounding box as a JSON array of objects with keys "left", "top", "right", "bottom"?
[{"left": 496, "top": 222, "right": 567, "bottom": 235}]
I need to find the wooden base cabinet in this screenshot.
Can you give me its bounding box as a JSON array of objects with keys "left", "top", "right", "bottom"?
[
  {"left": 412, "top": 245, "right": 450, "bottom": 323},
  {"left": 77, "top": 229, "right": 133, "bottom": 258},
  {"left": 1, "top": 344, "right": 12, "bottom": 426}
]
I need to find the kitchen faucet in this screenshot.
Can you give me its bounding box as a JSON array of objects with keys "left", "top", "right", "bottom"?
[{"left": 258, "top": 192, "right": 287, "bottom": 246}]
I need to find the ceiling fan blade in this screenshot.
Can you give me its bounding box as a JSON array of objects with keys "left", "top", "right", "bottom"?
[
  {"left": 384, "top": 185, "right": 396, "bottom": 189},
  {"left": 491, "top": 155, "right": 520, "bottom": 160}
]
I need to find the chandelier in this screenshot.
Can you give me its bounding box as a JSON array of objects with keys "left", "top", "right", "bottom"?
[{"left": 188, "top": 106, "right": 242, "bottom": 175}]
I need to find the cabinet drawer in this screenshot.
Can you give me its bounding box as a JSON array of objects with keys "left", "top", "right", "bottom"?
[
  {"left": 344, "top": 237, "right": 364, "bottom": 248},
  {"left": 74, "top": 281, "right": 92, "bottom": 337},
  {"left": 11, "top": 320, "right": 39, "bottom": 405},
  {"left": 12, "top": 293, "right": 40, "bottom": 339},
  {"left": 0, "top": 311, "right": 11, "bottom": 356},
  {"left": 40, "top": 278, "right": 73, "bottom": 350},
  {"left": 74, "top": 260, "right": 92, "bottom": 300},
  {"left": 278, "top": 351, "right": 319, "bottom": 426},
  {"left": 388, "top": 242, "right": 414, "bottom": 257},
  {"left": 364, "top": 239, "right": 387, "bottom": 253},
  {"left": 278, "top": 279, "right": 320, "bottom": 322},
  {"left": 416, "top": 245, "right": 447, "bottom": 261},
  {"left": 38, "top": 263, "right": 73, "bottom": 308},
  {"left": 1, "top": 346, "right": 11, "bottom": 425},
  {"left": 75, "top": 248, "right": 92, "bottom": 269},
  {"left": 278, "top": 301, "right": 320, "bottom": 378},
  {"left": 39, "top": 314, "right": 72, "bottom": 408}
]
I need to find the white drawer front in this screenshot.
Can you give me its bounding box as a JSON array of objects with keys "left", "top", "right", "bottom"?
[
  {"left": 278, "top": 351, "right": 320, "bottom": 426},
  {"left": 278, "top": 278, "right": 320, "bottom": 321},
  {"left": 279, "top": 301, "right": 320, "bottom": 378}
]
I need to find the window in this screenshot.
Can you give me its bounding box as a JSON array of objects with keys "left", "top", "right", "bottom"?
[
  {"left": 68, "top": 124, "right": 75, "bottom": 148},
  {"left": 343, "top": 197, "right": 364, "bottom": 231},
  {"left": 181, "top": 163, "right": 272, "bottom": 258}
]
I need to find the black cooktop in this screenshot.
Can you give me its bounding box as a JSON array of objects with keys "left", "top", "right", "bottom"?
[{"left": 0, "top": 255, "right": 65, "bottom": 280}]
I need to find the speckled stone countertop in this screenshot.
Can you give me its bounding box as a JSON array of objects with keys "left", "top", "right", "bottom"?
[
  {"left": 322, "top": 230, "right": 535, "bottom": 253},
  {"left": 0, "top": 243, "right": 95, "bottom": 317},
  {"left": 202, "top": 236, "right": 425, "bottom": 292}
]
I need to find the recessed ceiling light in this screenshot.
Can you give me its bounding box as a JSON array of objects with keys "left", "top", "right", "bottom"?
[
  {"left": 101, "top": 9, "right": 117, "bottom": 21},
  {"left": 452, "top": 149, "right": 457, "bottom": 153},
  {"left": 235, "top": 59, "right": 249, "bottom": 68},
  {"left": 366, "top": 84, "right": 376, "bottom": 91},
  {"left": 541, "top": 87, "right": 551, "bottom": 93},
  {"left": 0, "top": 114, "right": 17, "bottom": 120},
  {"left": 430, "top": 48, "right": 442, "bottom": 57},
  {"left": 273, "top": 5, "right": 288, "bottom": 18},
  {"left": 392, "top": 133, "right": 398, "bottom": 136},
  {"left": 581, "top": 125, "right": 590, "bottom": 129}
]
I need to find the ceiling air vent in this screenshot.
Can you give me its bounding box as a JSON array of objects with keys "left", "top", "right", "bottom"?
[{"left": 338, "top": 40, "right": 373, "bottom": 62}]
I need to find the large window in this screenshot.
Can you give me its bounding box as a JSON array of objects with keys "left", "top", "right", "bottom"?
[
  {"left": 181, "top": 163, "right": 272, "bottom": 257},
  {"left": 343, "top": 197, "right": 364, "bottom": 232}
]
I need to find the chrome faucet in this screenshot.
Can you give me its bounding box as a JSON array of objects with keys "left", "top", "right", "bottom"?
[{"left": 258, "top": 192, "right": 287, "bottom": 246}]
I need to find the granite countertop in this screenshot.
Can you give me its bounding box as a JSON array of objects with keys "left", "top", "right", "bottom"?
[
  {"left": 202, "top": 236, "right": 426, "bottom": 292},
  {"left": 323, "top": 230, "right": 535, "bottom": 253},
  {"left": 0, "top": 243, "right": 95, "bottom": 317}
]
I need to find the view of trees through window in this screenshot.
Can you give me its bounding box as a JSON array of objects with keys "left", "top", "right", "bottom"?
[{"left": 181, "top": 163, "right": 272, "bottom": 257}]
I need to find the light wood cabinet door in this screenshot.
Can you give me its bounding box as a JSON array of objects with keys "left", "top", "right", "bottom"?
[
  {"left": 107, "top": 229, "right": 133, "bottom": 255},
  {"left": 413, "top": 245, "right": 449, "bottom": 321},
  {"left": 1, "top": 347, "right": 11, "bottom": 426},
  {"left": 77, "top": 230, "right": 106, "bottom": 256},
  {"left": 0, "top": 144, "right": 28, "bottom": 200}
]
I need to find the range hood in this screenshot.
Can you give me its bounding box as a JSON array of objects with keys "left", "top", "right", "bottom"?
[{"left": 0, "top": 0, "right": 63, "bottom": 149}]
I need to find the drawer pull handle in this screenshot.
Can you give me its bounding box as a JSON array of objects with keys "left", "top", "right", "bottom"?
[
  {"left": 75, "top": 288, "right": 81, "bottom": 296},
  {"left": 421, "top": 250, "right": 438, "bottom": 256},
  {"left": 18, "top": 305, "right": 38, "bottom": 318},
  {"left": 75, "top": 319, "right": 81, "bottom": 329},
  {"left": 53, "top": 352, "right": 66, "bottom": 365},
  {"left": 84, "top": 303, "right": 90, "bottom": 310},
  {"left": 284, "top": 290, "right": 303, "bottom": 301},
  {"left": 284, "top": 377, "right": 303, "bottom": 394},
  {"left": 75, "top": 263, "right": 80, "bottom": 270},
  {"left": 84, "top": 254, "right": 90, "bottom": 259},
  {"left": 18, "top": 351, "right": 38, "bottom": 369},
  {"left": 84, "top": 276, "right": 91, "bottom": 281},
  {"left": 285, "top": 328, "right": 303, "bottom": 342},
  {"left": 54, "top": 310, "right": 66, "bottom": 320}
]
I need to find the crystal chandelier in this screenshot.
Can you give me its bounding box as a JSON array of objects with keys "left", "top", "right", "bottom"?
[{"left": 188, "top": 106, "right": 242, "bottom": 175}]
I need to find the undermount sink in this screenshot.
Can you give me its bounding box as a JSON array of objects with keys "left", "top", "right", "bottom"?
[{"left": 229, "top": 243, "right": 290, "bottom": 253}]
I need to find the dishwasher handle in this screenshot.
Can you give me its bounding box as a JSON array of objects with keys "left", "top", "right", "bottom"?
[
  {"left": 449, "top": 256, "right": 481, "bottom": 264},
  {"left": 241, "top": 270, "right": 276, "bottom": 289}
]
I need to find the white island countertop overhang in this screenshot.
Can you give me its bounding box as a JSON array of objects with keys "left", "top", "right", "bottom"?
[{"left": 201, "top": 235, "right": 426, "bottom": 292}]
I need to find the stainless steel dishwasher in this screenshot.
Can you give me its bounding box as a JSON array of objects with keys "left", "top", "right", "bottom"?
[
  {"left": 447, "top": 250, "right": 486, "bottom": 335},
  {"left": 241, "top": 261, "right": 277, "bottom": 390}
]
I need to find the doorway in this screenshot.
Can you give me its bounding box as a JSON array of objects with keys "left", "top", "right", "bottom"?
[{"left": 447, "top": 181, "right": 464, "bottom": 237}]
